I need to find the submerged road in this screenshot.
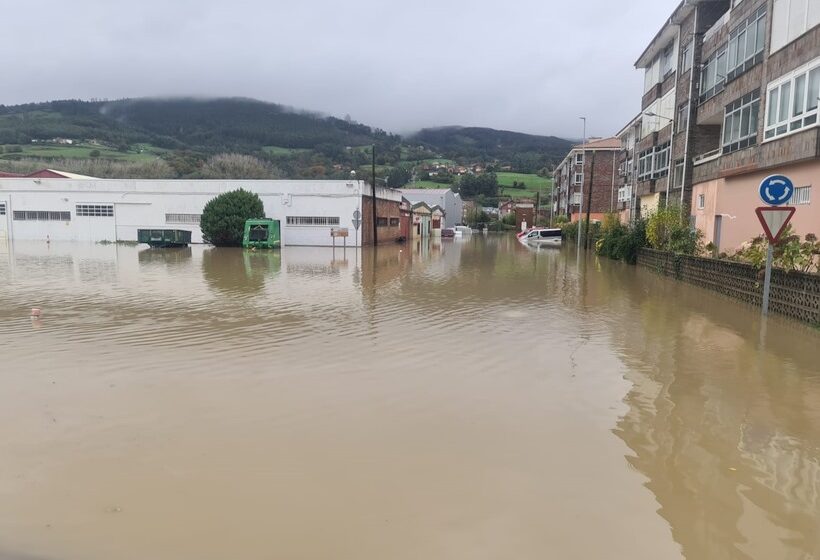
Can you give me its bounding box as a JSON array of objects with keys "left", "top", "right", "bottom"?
[{"left": 0, "top": 236, "right": 818, "bottom": 559}]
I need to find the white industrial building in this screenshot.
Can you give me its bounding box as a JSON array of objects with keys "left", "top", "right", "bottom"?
[{"left": 0, "top": 178, "right": 402, "bottom": 247}]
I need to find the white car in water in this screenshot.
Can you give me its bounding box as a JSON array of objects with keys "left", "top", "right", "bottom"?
[{"left": 517, "top": 228, "right": 563, "bottom": 247}]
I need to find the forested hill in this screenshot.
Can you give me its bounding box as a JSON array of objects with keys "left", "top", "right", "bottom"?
[
  {"left": 409, "top": 126, "right": 573, "bottom": 170},
  {"left": 0, "top": 98, "right": 572, "bottom": 175},
  {"left": 0, "top": 98, "right": 387, "bottom": 151}
]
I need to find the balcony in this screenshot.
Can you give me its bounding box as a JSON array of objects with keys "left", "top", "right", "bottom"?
[
  {"left": 703, "top": 9, "right": 731, "bottom": 45},
  {"left": 693, "top": 148, "right": 721, "bottom": 167}
]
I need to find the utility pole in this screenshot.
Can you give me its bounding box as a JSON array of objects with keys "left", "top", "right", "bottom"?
[
  {"left": 584, "top": 149, "right": 596, "bottom": 250},
  {"left": 371, "top": 144, "right": 378, "bottom": 247},
  {"left": 577, "top": 117, "right": 587, "bottom": 255}
]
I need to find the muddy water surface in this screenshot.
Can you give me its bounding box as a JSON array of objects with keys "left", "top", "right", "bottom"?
[{"left": 0, "top": 236, "right": 818, "bottom": 560}]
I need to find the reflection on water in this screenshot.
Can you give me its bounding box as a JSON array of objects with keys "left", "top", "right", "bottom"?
[{"left": 0, "top": 237, "right": 818, "bottom": 560}]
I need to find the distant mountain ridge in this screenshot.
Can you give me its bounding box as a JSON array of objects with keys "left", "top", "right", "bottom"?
[
  {"left": 0, "top": 97, "right": 572, "bottom": 171},
  {"left": 409, "top": 126, "right": 572, "bottom": 169}
]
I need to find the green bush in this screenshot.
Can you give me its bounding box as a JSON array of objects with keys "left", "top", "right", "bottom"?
[
  {"left": 595, "top": 214, "right": 647, "bottom": 264},
  {"left": 646, "top": 205, "right": 702, "bottom": 255},
  {"left": 730, "top": 226, "right": 819, "bottom": 273},
  {"left": 200, "top": 188, "right": 265, "bottom": 246}
]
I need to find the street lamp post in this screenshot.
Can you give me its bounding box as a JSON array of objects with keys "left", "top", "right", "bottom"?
[{"left": 577, "top": 117, "right": 586, "bottom": 255}]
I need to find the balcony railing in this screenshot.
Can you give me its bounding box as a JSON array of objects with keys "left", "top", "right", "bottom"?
[
  {"left": 693, "top": 148, "right": 722, "bottom": 167},
  {"left": 703, "top": 9, "right": 731, "bottom": 44}
]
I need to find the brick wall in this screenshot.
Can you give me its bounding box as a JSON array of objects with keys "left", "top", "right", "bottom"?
[
  {"left": 361, "top": 195, "right": 403, "bottom": 245},
  {"left": 579, "top": 150, "right": 619, "bottom": 215}
]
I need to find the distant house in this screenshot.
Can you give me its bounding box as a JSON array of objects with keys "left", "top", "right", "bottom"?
[
  {"left": 514, "top": 203, "right": 535, "bottom": 231},
  {"left": 498, "top": 200, "right": 516, "bottom": 217},
  {"left": 431, "top": 205, "right": 445, "bottom": 237},
  {"left": 398, "top": 188, "right": 463, "bottom": 227}
]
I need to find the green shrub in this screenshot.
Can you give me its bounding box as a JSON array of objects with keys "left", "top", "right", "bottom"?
[
  {"left": 730, "top": 226, "right": 819, "bottom": 273},
  {"left": 646, "top": 205, "right": 702, "bottom": 255},
  {"left": 595, "top": 214, "right": 647, "bottom": 264},
  {"left": 200, "top": 189, "right": 265, "bottom": 246}
]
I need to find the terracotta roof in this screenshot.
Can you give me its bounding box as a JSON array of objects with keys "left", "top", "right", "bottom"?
[{"left": 572, "top": 137, "right": 621, "bottom": 150}]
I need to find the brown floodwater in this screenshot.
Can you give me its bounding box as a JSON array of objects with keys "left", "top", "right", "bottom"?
[{"left": 0, "top": 236, "right": 818, "bottom": 560}]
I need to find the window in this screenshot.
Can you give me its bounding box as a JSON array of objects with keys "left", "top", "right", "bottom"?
[
  {"left": 0, "top": 203, "right": 5, "bottom": 215},
  {"left": 389, "top": 217, "right": 400, "bottom": 227},
  {"left": 286, "top": 216, "right": 341, "bottom": 226},
  {"left": 644, "top": 56, "right": 661, "bottom": 93},
  {"left": 653, "top": 143, "right": 671, "bottom": 178},
  {"left": 574, "top": 172, "right": 583, "bottom": 185},
  {"left": 661, "top": 43, "right": 676, "bottom": 77},
  {"left": 727, "top": 7, "right": 766, "bottom": 81},
  {"left": 673, "top": 160, "right": 684, "bottom": 188},
  {"left": 771, "top": 0, "right": 820, "bottom": 53},
  {"left": 638, "top": 149, "right": 655, "bottom": 181},
  {"left": 13, "top": 210, "right": 70, "bottom": 221},
  {"left": 723, "top": 90, "right": 760, "bottom": 152},
  {"left": 765, "top": 57, "right": 820, "bottom": 140},
  {"left": 617, "top": 185, "right": 632, "bottom": 203},
  {"left": 681, "top": 41, "right": 693, "bottom": 73},
  {"left": 76, "top": 204, "right": 114, "bottom": 217},
  {"left": 677, "top": 102, "right": 690, "bottom": 134},
  {"left": 697, "top": 194, "right": 706, "bottom": 209},
  {"left": 794, "top": 186, "right": 811, "bottom": 204},
  {"left": 165, "top": 213, "right": 201, "bottom": 224},
  {"left": 575, "top": 153, "right": 584, "bottom": 165},
  {"left": 571, "top": 192, "right": 582, "bottom": 205},
  {"left": 700, "top": 47, "right": 728, "bottom": 103},
  {"left": 376, "top": 217, "right": 388, "bottom": 227},
  {"left": 643, "top": 91, "right": 675, "bottom": 134}
]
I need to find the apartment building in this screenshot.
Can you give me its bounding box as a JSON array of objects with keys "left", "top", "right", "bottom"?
[
  {"left": 634, "top": 0, "right": 819, "bottom": 251},
  {"left": 552, "top": 138, "right": 621, "bottom": 223},
  {"left": 615, "top": 115, "right": 642, "bottom": 223}
]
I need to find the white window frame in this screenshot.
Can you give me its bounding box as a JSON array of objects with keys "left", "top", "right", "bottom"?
[
  {"left": 571, "top": 192, "right": 582, "bottom": 205},
  {"left": 726, "top": 6, "right": 766, "bottom": 81},
  {"left": 575, "top": 153, "right": 584, "bottom": 165},
  {"left": 723, "top": 90, "right": 760, "bottom": 153},
  {"left": 793, "top": 185, "right": 811, "bottom": 204},
  {"left": 697, "top": 194, "right": 706, "bottom": 209},
  {"left": 13, "top": 210, "right": 71, "bottom": 221},
  {"left": 76, "top": 204, "right": 114, "bottom": 217},
  {"left": 286, "top": 216, "right": 341, "bottom": 227},
  {"left": 165, "top": 213, "right": 202, "bottom": 224},
  {"left": 771, "top": 0, "right": 820, "bottom": 53},
  {"left": 700, "top": 46, "right": 728, "bottom": 103},
  {"left": 681, "top": 41, "right": 693, "bottom": 73},
  {"left": 764, "top": 56, "right": 820, "bottom": 142},
  {"left": 653, "top": 143, "right": 671, "bottom": 179},
  {"left": 0, "top": 203, "right": 5, "bottom": 216},
  {"left": 574, "top": 172, "right": 583, "bottom": 185},
  {"left": 661, "top": 43, "right": 676, "bottom": 78}
]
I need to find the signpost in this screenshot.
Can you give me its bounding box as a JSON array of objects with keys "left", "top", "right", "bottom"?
[
  {"left": 331, "top": 227, "right": 349, "bottom": 252},
  {"left": 756, "top": 175, "right": 796, "bottom": 316}
]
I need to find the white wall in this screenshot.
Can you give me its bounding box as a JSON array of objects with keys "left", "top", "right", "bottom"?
[{"left": 0, "top": 179, "right": 380, "bottom": 246}]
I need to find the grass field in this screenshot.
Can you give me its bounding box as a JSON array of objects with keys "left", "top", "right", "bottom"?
[
  {"left": 406, "top": 180, "right": 452, "bottom": 189},
  {"left": 496, "top": 172, "right": 552, "bottom": 199},
  {"left": 262, "top": 146, "right": 312, "bottom": 156},
  {"left": 0, "top": 143, "right": 166, "bottom": 162}
]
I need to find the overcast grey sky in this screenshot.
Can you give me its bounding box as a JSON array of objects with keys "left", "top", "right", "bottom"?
[{"left": 2, "top": 0, "right": 676, "bottom": 138}]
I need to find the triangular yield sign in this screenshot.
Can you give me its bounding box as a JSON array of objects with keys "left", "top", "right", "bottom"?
[{"left": 755, "top": 206, "right": 796, "bottom": 244}]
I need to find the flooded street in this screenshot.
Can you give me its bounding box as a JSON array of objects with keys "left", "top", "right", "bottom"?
[{"left": 0, "top": 236, "right": 818, "bottom": 560}]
